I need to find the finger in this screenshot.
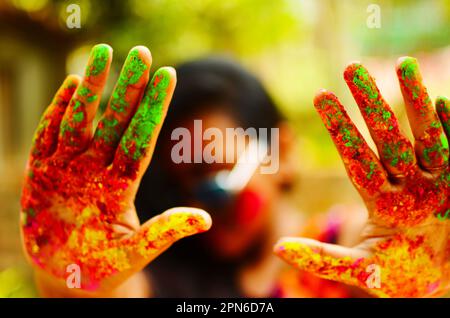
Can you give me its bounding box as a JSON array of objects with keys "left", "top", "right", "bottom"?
[
  {"left": 314, "top": 90, "right": 388, "bottom": 197},
  {"left": 58, "top": 44, "right": 112, "bottom": 156},
  {"left": 274, "top": 237, "right": 370, "bottom": 288},
  {"left": 436, "top": 96, "right": 450, "bottom": 139},
  {"left": 344, "top": 63, "right": 416, "bottom": 177},
  {"left": 125, "top": 208, "right": 212, "bottom": 268},
  {"left": 30, "top": 75, "right": 80, "bottom": 161},
  {"left": 396, "top": 57, "right": 448, "bottom": 170},
  {"left": 112, "top": 67, "right": 176, "bottom": 181},
  {"left": 89, "top": 46, "right": 152, "bottom": 164}
]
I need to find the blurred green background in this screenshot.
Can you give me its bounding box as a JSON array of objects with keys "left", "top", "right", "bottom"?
[{"left": 0, "top": 0, "right": 449, "bottom": 296}]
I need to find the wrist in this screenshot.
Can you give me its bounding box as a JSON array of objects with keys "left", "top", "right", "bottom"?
[{"left": 34, "top": 268, "right": 151, "bottom": 298}]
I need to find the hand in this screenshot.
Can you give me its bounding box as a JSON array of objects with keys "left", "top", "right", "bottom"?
[
  {"left": 275, "top": 57, "right": 450, "bottom": 297},
  {"left": 20, "top": 44, "right": 211, "bottom": 294}
]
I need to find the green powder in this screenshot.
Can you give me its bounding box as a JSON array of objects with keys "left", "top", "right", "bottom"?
[
  {"left": 399, "top": 58, "right": 422, "bottom": 103},
  {"left": 437, "top": 97, "right": 450, "bottom": 133},
  {"left": 420, "top": 131, "right": 449, "bottom": 164},
  {"left": 382, "top": 110, "right": 391, "bottom": 121},
  {"left": 120, "top": 69, "right": 170, "bottom": 160},
  {"left": 436, "top": 97, "right": 448, "bottom": 110},
  {"left": 72, "top": 100, "right": 82, "bottom": 112},
  {"left": 437, "top": 209, "right": 450, "bottom": 221},
  {"left": 67, "top": 80, "right": 77, "bottom": 89},
  {"left": 73, "top": 112, "right": 84, "bottom": 123},
  {"left": 430, "top": 121, "right": 441, "bottom": 129},
  {"left": 86, "top": 44, "right": 110, "bottom": 77},
  {"left": 87, "top": 95, "right": 98, "bottom": 103},
  {"left": 382, "top": 142, "right": 413, "bottom": 167},
  {"left": 319, "top": 98, "right": 344, "bottom": 128},
  {"left": 95, "top": 117, "right": 119, "bottom": 143},
  {"left": 60, "top": 119, "right": 74, "bottom": 136},
  {"left": 111, "top": 49, "right": 148, "bottom": 113},
  {"left": 366, "top": 161, "right": 376, "bottom": 180},
  {"left": 78, "top": 86, "right": 97, "bottom": 103},
  {"left": 423, "top": 140, "right": 448, "bottom": 164},
  {"left": 353, "top": 65, "right": 379, "bottom": 103},
  {"left": 78, "top": 86, "right": 90, "bottom": 96},
  {"left": 340, "top": 126, "right": 361, "bottom": 148},
  {"left": 399, "top": 57, "right": 418, "bottom": 81},
  {"left": 440, "top": 133, "right": 449, "bottom": 151}
]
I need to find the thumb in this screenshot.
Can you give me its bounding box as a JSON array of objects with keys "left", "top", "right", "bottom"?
[
  {"left": 125, "top": 207, "right": 212, "bottom": 268},
  {"left": 274, "top": 237, "right": 373, "bottom": 290}
]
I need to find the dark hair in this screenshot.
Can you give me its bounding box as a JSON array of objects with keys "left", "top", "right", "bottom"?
[
  {"left": 163, "top": 57, "right": 283, "bottom": 133},
  {"left": 135, "top": 57, "right": 284, "bottom": 220}
]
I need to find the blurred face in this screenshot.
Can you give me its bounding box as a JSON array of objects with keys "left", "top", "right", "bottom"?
[{"left": 162, "top": 108, "right": 282, "bottom": 260}]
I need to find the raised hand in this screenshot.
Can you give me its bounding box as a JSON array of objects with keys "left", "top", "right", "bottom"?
[
  {"left": 275, "top": 57, "right": 449, "bottom": 297},
  {"left": 20, "top": 44, "right": 211, "bottom": 294}
]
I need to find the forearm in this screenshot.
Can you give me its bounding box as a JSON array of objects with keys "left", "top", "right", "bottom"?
[{"left": 34, "top": 269, "right": 152, "bottom": 298}]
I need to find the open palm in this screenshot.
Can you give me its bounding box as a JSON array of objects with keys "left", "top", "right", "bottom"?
[
  {"left": 21, "top": 44, "right": 211, "bottom": 293},
  {"left": 275, "top": 57, "right": 449, "bottom": 297}
]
